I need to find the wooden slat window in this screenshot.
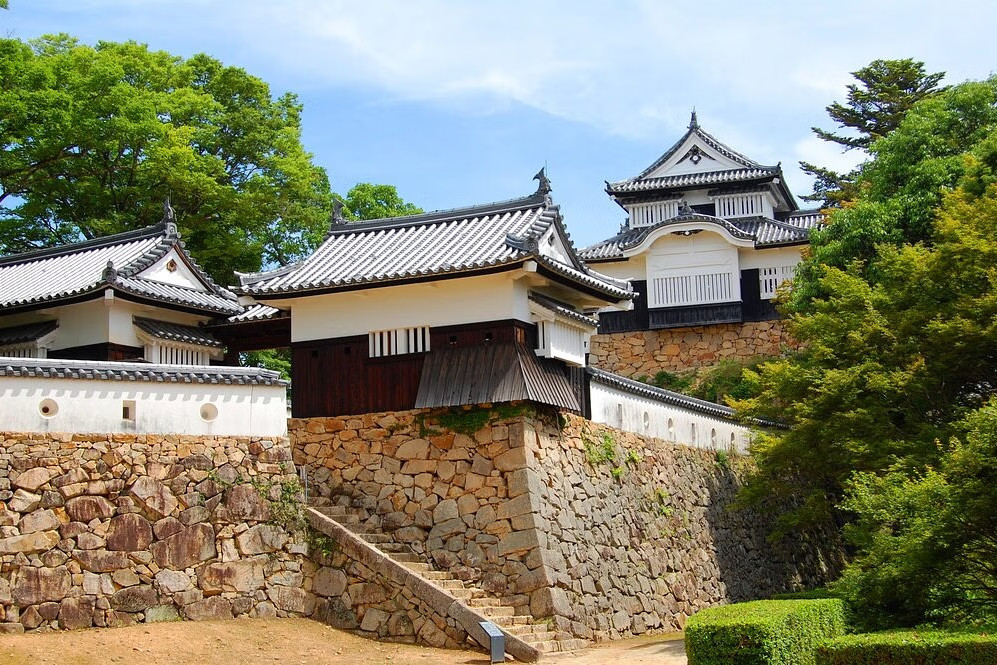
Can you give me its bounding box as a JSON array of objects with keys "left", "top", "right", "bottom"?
[{"left": 368, "top": 326, "right": 431, "bottom": 358}]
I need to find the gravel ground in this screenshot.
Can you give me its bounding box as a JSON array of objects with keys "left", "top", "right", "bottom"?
[{"left": 0, "top": 618, "right": 688, "bottom": 665}]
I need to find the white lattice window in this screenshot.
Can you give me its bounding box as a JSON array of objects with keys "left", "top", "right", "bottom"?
[
  {"left": 536, "top": 320, "right": 587, "bottom": 367},
  {"left": 368, "top": 326, "right": 430, "bottom": 358},
  {"left": 627, "top": 200, "right": 679, "bottom": 228},
  {"left": 649, "top": 271, "right": 736, "bottom": 307},
  {"left": 712, "top": 192, "right": 774, "bottom": 219},
  {"left": 759, "top": 265, "right": 797, "bottom": 299},
  {"left": 0, "top": 344, "right": 44, "bottom": 358},
  {"left": 145, "top": 342, "right": 213, "bottom": 365}
]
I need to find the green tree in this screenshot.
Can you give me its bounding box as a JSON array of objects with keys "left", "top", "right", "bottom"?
[
  {"left": 0, "top": 35, "right": 332, "bottom": 281},
  {"left": 734, "top": 175, "right": 997, "bottom": 539},
  {"left": 835, "top": 401, "right": 997, "bottom": 628},
  {"left": 790, "top": 75, "right": 997, "bottom": 310},
  {"left": 801, "top": 59, "right": 945, "bottom": 206},
  {"left": 337, "top": 182, "right": 422, "bottom": 221}
]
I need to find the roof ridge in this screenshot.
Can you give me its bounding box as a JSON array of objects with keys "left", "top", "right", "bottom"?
[
  {"left": 327, "top": 191, "right": 547, "bottom": 236},
  {"left": 0, "top": 223, "right": 168, "bottom": 267}
]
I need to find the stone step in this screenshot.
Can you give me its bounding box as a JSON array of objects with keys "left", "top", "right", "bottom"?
[
  {"left": 475, "top": 605, "right": 514, "bottom": 618},
  {"left": 489, "top": 614, "right": 532, "bottom": 626},
  {"left": 519, "top": 631, "right": 559, "bottom": 644},
  {"left": 526, "top": 640, "right": 560, "bottom": 654},
  {"left": 391, "top": 552, "right": 423, "bottom": 563},
  {"left": 378, "top": 542, "right": 409, "bottom": 553},
  {"left": 398, "top": 560, "right": 430, "bottom": 571},
  {"left": 552, "top": 638, "right": 591, "bottom": 653},
  {"left": 358, "top": 532, "right": 392, "bottom": 544},
  {"left": 503, "top": 625, "right": 556, "bottom": 639},
  {"left": 466, "top": 596, "right": 504, "bottom": 608},
  {"left": 448, "top": 588, "right": 485, "bottom": 601},
  {"left": 420, "top": 571, "right": 454, "bottom": 581}
]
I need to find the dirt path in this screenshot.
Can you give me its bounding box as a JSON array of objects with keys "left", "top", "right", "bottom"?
[{"left": 0, "top": 618, "right": 689, "bottom": 665}]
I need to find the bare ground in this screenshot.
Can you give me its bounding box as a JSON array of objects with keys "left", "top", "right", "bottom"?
[{"left": 0, "top": 618, "right": 688, "bottom": 665}]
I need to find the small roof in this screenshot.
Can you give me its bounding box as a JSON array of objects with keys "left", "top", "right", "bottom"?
[
  {"left": 237, "top": 181, "right": 632, "bottom": 302},
  {"left": 605, "top": 112, "right": 796, "bottom": 210},
  {"left": 0, "top": 357, "right": 286, "bottom": 386},
  {"left": 133, "top": 317, "right": 223, "bottom": 348},
  {"left": 414, "top": 343, "right": 580, "bottom": 411},
  {"left": 579, "top": 209, "right": 823, "bottom": 261},
  {"left": 0, "top": 223, "right": 241, "bottom": 315},
  {"left": 0, "top": 320, "right": 59, "bottom": 347}
]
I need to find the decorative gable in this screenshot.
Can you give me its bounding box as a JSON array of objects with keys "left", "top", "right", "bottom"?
[
  {"left": 645, "top": 134, "right": 747, "bottom": 178},
  {"left": 137, "top": 248, "right": 209, "bottom": 292}
]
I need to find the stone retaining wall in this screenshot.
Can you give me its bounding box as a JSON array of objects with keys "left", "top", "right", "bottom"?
[
  {"left": 0, "top": 431, "right": 308, "bottom": 633},
  {"left": 291, "top": 408, "right": 559, "bottom": 618},
  {"left": 290, "top": 406, "right": 839, "bottom": 642},
  {"left": 589, "top": 320, "right": 796, "bottom": 378}
]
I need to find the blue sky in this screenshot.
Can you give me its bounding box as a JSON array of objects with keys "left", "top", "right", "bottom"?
[{"left": 4, "top": 1, "right": 997, "bottom": 248}]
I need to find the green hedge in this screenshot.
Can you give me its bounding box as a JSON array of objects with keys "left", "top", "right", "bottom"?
[
  {"left": 817, "top": 629, "right": 997, "bottom": 664},
  {"left": 685, "top": 599, "right": 847, "bottom": 665}
]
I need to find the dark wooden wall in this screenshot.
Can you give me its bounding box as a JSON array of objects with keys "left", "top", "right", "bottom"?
[{"left": 290, "top": 319, "right": 536, "bottom": 418}]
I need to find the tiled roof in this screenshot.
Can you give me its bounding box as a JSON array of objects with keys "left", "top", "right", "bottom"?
[
  {"left": 528, "top": 293, "right": 599, "bottom": 328},
  {"left": 0, "top": 358, "right": 286, "bottom": 386},
  {"left": 587, "top": 366, "right": 738, "bottom": 419},
  {"left": 0, "top": 223, "right": 241, "bottom": 315},
  {"left": 238, "top": 188, "right": 631, "bottom": 301},
  {"left": 579, "top": 210, "right": 823, "bottom": 261},
  {"left": 607, "top": 167, "right": 780, "bottom": 194},
  {"left": 0, "top": 320, "right": 58, "bottom": 346},
  {"left": 133, "top": 317, "right": 222, "bottom": 348},
  {"left": 226, "top": 304, "right": 287, "bottom": 323},
  {"left": 636, "top": 116, "right": 761, "bottom": 180}
]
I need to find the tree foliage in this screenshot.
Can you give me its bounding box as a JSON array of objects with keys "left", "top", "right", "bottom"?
[
  {"left": 800, "top": 59, "right": 945, "bottom": 206},
  {"left": 338, "top": 182, "right": 422, "bottom": 221},
  {"left": 791, "top": 75, "right": 997, "bottom": 310},
  {"left": 734, "top": 178, "right": 997, "bottom": 542},
  {"left": 0, "top": 35, "right": 333, "bottom": 281}
]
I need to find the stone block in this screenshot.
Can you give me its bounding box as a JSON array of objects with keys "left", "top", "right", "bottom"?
[
  {"left": 73, "top": 549, "right": 129, "bottom": 573},
  {"left": 497, "top": 529, "right": 538, "bottom": 556},
  {"left": 198, "top": 558, "right": 266, "bottom": 593},
  {"left": 432, "top": 499, "right": 458, "bottom": 523},
  {"left": 150, "top": 523, "right": 216, "bottom": 570},
  {"left": 59, "top": 596, "right": 94, "bottom": 630},
  {"left": 129, "top": 477, "right": 179, "bottom": 519},
  {"left": 18, "top": 509, "right": 59, "bottom": 534},
  {"left": 235, "top": 524, "right": 286, "bottom": 555},
  {"left": 184, "top": 596, "right": 233, "bottom": 621},
  {"left": 12, "top": 566, "right": 72, "bottom": 605},
  {"left": 219, "top": 485, "right": 269, "bottom": 522},
  {"left": 13, "top": 468, "right": 53, "bottom": 492},
  {"left": 395, "top": 439, "right": 429, "bottom": 460},
  {"left": 360, "top": 607, "right": 390, "bottom": 632},
  {"left": 0, "top": 530, "right": 59, "bottom": 555},
  {"left": 493, "top": 446, "right": 528, "bottom": 472},
  {"left": 312, "top": 567, "right": 348, "bottom": 597},
  {"left": 9, "top": 489, "right": 41, "bottom": 513},
  {"left": 145, "top": 604, "right": 181, "bottom": 623},
  {"left": 106, "top": 514, "right": 153, "bottom": 552},
  {"left": 268, "top": 586, "right": 316, "bottom": 615},
  {"left": 110, "top": 585, "right": 158, "bottom": 612},
  {"left": 154, "top": 569, "right": 193, "bottom": 594},
  {"left": 65, "top": 496, "right": 115, "bottom": 522},
  {"left": 496, "top": 493, "right": 533, "bottom": 520}
]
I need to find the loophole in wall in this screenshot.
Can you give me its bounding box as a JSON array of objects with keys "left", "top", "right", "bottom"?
[
  {"left": 200, "top": 403, "right": 218, "bottom": 422},
  {"left": 39, "top": 398, "right": 59, "bottom": 418}
]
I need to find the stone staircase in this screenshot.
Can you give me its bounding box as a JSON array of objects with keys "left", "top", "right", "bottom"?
[{"left": 311, "top": 504, "right": 588, "bottom": 657}]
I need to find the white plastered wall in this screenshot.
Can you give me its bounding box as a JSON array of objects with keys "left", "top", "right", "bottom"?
[
  {"left": 0, "top": 375, "right": 287, "bottom": 436},
  {"left": 106, "top": 298, "right": 209, "bottom": 348},
  {"left": 590, "top": 380, "right": 750, "bottom": 454},
  {"left": 284, "top": 273, "right": 533, "bottom": 343}
]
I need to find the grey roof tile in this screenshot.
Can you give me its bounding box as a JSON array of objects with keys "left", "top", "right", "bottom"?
[
  {"left": 239, "top": 190, "right": 631, "bottom": 300},
  {"left": 0, "top": 320, "right": 58, "bottom": 346},
  {"left": 0, "top": 357, "right": 287, "bottom": 386},
  {"left": 133, "top": 317, "right": 222, "bottom": 348},
  {"left": 226, "top": 304, "right": 287, "bottom": 323},
  {"left": 528, "top": 293, "right": 599, "bottom": 327},
  {"left": 0, "top": 223, "right": 241, "bottom": 315},
  {"left": 607, "top": 167, "right": 780, "bottom": 194},
  {"left": 579, "top": 210, "right": 824, "bottom": 261}
]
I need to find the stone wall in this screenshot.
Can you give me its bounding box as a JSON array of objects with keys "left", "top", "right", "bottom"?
[
  {"left": 0, "top": 431, "right": 310, "bottom": 633},
  {"left": 528, "top": 413, "right": 838, "bottom": 640},
  {"left": 291, "top": 408, "right": 559, "bottom": 618},
  {"left": 589, "top": 320, "right": 796, "bottom": 378},
  {"left": 290, "top": 406, "right": 839, "bottom": 642}
]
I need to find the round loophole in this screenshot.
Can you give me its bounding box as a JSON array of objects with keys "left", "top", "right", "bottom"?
[
  {"left": 200, "top": 403, "right": 218, "bottom": 422},
  {"left": 39, "top": 398, "right": 59, "bottom": 418}
]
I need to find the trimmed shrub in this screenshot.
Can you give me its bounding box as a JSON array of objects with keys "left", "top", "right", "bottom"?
[
  {"left": 817, "top": 628, "right": 997, "bottom": 664},
  {"left": 685, "top": 599, "right": 847, "bottom": 665}
]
